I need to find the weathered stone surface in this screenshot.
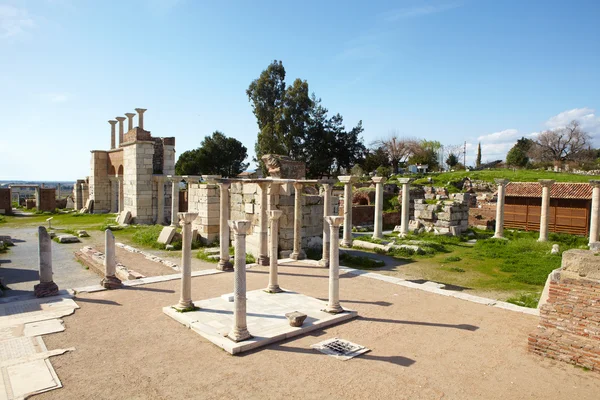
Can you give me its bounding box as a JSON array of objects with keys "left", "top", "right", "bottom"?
[
  {"left": 116, "top": 210, "right": 132, "bottom": 225},
  {"left": 77, "top": 230, "right": 89, "bottom": 238},
  {"left": 261, "top": 154, "right": 306, "bottom": 179},
  {"left": 551, "top": 244, "right": 560, "bottom": 255},
  {"left": 157, "top": 226, "right": 177, "bottom": 244},
  {"left": 285, "top": 311, "right": 307, "bottom": 327},
  {"left": 560, "top": 249, "right": 600, "bottom": 280},
  {"left": 56, "top": 234, "right": 80, "bottom": 243}
]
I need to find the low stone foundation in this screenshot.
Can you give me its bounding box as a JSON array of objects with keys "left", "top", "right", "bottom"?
[{"left": 413, "top": 193, "right": 470, "bottom": 235}]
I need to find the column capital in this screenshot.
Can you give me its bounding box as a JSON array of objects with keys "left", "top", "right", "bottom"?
[
  {"left": 115, "top": 116, "right": 126, "bottom": 123},
  {"left": 178, "top": 212, "right": 198, "bottom": 225},
  {"left": 269, "top": 210, "right": 283, "bottom": 220},
  {"left": 338, "top": 175, "right": 357, "bottom": 184},
  {"left": 228, "top": 220, "right": 251, "bottom": 235},
  {"left": 108, "top": 120, "right": 117, "bottom": 126},
  {"left": 124, "top": 112, "right": 136, "bottom": 118},
  {"left": 494, "top": 178, "right": 510, "bottom": 186},
  {"left": 397, "top": 178, "right": 414, "bottom": 184},
  {"left": 218, "top": 181, "right": 231, "bottom": 189},
  {"left": 325, "top": 215, "right": 344, "bottom": 227},
  {"left": 134, "top": 108, "right": 147, "bottom": 114},
  {"left": 372, "top": 176, "right": 387, "bottom": 184},
  {"left": 590, "top": 180, "right": 600, "bottom": 188},
  {"left": 202, "top": 175, "right": 221, "bottom": 184},
  {"left": 538, "top": 179, "right": 555, "bottom": 188}
]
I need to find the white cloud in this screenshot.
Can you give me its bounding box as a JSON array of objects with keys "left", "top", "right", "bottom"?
[
  {"left": 384, "top": 3, "right": 461, "bottom": 21},
  {"left": 40, "top": 93, "right": 70, "bottom": 103},
  {"left": 477, "top": 128, "right": 519, "bottom": 143},
  {"left": 545, "top": 107, "right": 600, "bottom": 136},
  {"left": 0, "top": 5, "right": 35, "bottom": 38}
]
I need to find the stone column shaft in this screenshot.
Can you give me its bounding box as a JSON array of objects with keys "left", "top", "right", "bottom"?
[
  {"left": 170, "top": 179, "right": 180, "bottom": 226},
  {"left": 125, "top": 113, "right": 136, "bottom": 131},
  {"left": 493, "top": 179, "right": 510, "bottom": 239},
  {"left": 108, "top": 120, "right": 117, "bottom": 150},
  {"left": 372, "top": 177, "right": 386, "bottom": 239},
  {"left": 589, "top": 181, "right": 600, "bottom": 245},
  {"left": 218, "top": 182, "right": 233, "bottom": 271},
  {"left": 116, "top": 117, "right": 126, "bottom": 147},
  {"left": 117, "top": 178, "right": 123, "bottom": 213},
  {"left": 157, "top": 178, "right": 165, "bottom": 225},
  {"left": 290, "top": 182, "right": 305, "bottom": 260},
  {"left": 258, "top": 183, "right": 269, "bottom": 266},
  {"left": 135, "top": 108, "right": 147, "bottom": 130},
  {"left": 109, "top": 179, "right": 118, "bottom": 213},
  {"left": 175, "top": 212, "right": 198, "bottom": 310},
  {"left": 538, "top": 180, "right": 555, "bottom": 242},
  {"left": 325, "top": 216, "right": 344, "bottom": 313},
  {"left": 228, "top": 220, "right": 252, "bottom": 342},
  {"left": 339, "top": 176, "right": 356, "bottom": 247},
  {"left": 319, "top": 183, "right": 333, "bottom": 267},
  {"left": 101, "top": 229, "right": 121, "bottom": 289},
  {"left": 34, "top": 226, "right": 58, "bottom": 298},
  {"left": 397, "top": 178, "right": 414, "bottom": 236},
  {"left": 266, "top": 210, "right": 283, "bottom": 293}
]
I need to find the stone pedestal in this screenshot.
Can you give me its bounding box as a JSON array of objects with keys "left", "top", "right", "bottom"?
[
  {"left": 228, "top": 220, "right": 252, "bottom": 342},
  {"left": 174, "top": 212, "right": 199, "bottom": 311},
  {"left": 34, "top": 226, "right": 59, "bottom": 298},
  {"left": 325, "top": 216, "right": 345, "bottom": 313},
  {"left": 101, "top": 229, "right": 122, "bottom": 289},
  {"left": 372, "top": 177, "right": 386, "bottom": 239},
  {"left": 590, "top": 181, "right": 600, "bottom": 245},
  {"left": 257, "top": 182, "right": 269, "bottom": 266},
  {"left": 319, "top": 182, "right": 333, "bottom": 267},
  {"left": 398, "top": 178, "right": 414, "bottom": 236},
  {"left": 266, "top": 210, "right": 283, "bottom": 293},
  {"left": 493, "top": 179, "right": 510, "bottom": 239},
  {"left": 218, "top": 182, "right": 233, "bottom": 271},
  {"left": 538, "top": 179, "right": 555, "bottom": 242},
  {"left": 339, "top": 176, "right": 357, "bottom": 247}
]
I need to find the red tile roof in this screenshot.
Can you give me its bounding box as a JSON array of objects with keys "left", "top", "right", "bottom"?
[{"left": 505, "top": 182, "right": 593, "bottom": 200}]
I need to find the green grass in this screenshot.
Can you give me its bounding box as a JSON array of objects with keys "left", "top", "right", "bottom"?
[
  {"left": 197, "top": 247, "right": 255, "bottom": 264},
  {"left": 0, "top": 213, "right": 114, "bottom": 230},
  {"left": 506, "top": 292, "right": 540, "bottom": 308},
  {"left": 354, "top": 236, "right": 388, "bottom": 245},
  {"left": 444, "top": 256, "right": 462, "bottom": 262},
  {"left": 0, "top": 215, "right": 5, "bottom": 224},
  {"left": 340, "top": 253, "right": 385, "bottom": 269}
]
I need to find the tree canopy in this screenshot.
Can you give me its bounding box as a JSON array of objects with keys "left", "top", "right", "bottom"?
[
  {"left": 247, "top": 60, "right": 365, "bottom": 177},
  {"left": 530, "top": 120, "right": 591, "bottom": 162},
  {"left": 506, "top": 137, "right": 534, "bottom": 167},
  {"left": 175, "top": 131, "right": 248, "bottom": 177}
]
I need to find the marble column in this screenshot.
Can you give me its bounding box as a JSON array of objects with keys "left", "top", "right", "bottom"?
[
  {"left": 339, "top": 176, "right": 357, "bottom": 247},
  {"left": 35, "top": 186, "right": 40, "bottom": 210},
  {"left": 101, "top": 229, "right": 122, "bottom": 289},
  {"left": 135, "top": 108, "right": 147, "bottom": 130},
  {"left": 319, "top": 182, "right": 333, "bottom": 267},
  {"left": 538, "top": 179, "right": 555, "bottom": 242},
  {"left": 266, "top": 210, "right": 283, "bottom": 293},
  {"left": 125, "top": 113, "right": 136, "bottom": 131},
  {"left": 175, "top": 212, "right": 199, "bottom": 311},
  {"left": 290, "top": 182, "right": 306, "bottom": 260},
  {"left": 324, "top": 216, "right": 345, "bottom": 314},
  {"left": 228, "top": 220, "right": 252, "bottom": 342},
  {"left": 57, "top": 183, "right": 61, "bottom": 199},
  {"left": 398, "top": 178, "right": 414, "bottom": 236},
  {"left": 493, "top": 179, "right": 510, "bottom": 239},
  {"left": 156, "top": 176, "right": 165, "bottom": 225},
  {"left": 372, "top": 177, "right": 387, "bottom": 239},
  {"left": 34, "top": 226, "right": 59, "bottom": 298},
  {"left": 257, "top": 182, "right": 269, "bottom": 266},
  {"left": 116, "top": 116, "right": 126, "bottom": 146},
  {"left": 589, "top": 180, "right": 600, "bottom": 245},
  {"left": 170, "top": 177, "right": 180, "bottom": 227},
  {"left": 218, "top": 182, "right": 233, "bottom": 271},
  {"left": 108, "top": 120, "right": 117, "bottom": 150}
]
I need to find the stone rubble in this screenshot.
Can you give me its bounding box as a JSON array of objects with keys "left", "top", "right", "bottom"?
[{"left": 116, "top": 242, "right": 180, "bottom": 271}]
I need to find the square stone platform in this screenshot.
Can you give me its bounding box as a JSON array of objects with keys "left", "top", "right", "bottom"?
[{"left": 163, "top": 289, "right": 357, "bottom": 354}]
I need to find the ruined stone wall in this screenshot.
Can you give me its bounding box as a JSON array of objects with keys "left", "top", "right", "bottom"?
[
  {"left": 529, "top": 250, "right": 600, "bottom": 372},
  {"left": 0, "top": 188, "right": 11, "bottom": 214},
  {"left": 39, "top": 188, "right": 56, "bottom": 212},
  {"left": 469, "top": 204, "right": 496, "bottom": 230},
  {"left": 89, "top": 151, "right": 110, "bottom": 212},
  {"left": 122, "top": 141, "right": 155, "bottom": 224},
  {"left": 413, "top": 193, "right": 470, "bottom": 235},
  {"left": 162, "top": 138, "right": 175, "bottom": 175},
  {"left": 188, "top": 183, "right": 220, "bottom": 243},
  {"left": 152, "top": 138, "right": 164, "bottom": 174}
]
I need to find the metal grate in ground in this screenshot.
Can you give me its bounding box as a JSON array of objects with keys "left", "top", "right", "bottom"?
[{"left": 311, "top": 338, "right": 369, "bottom": 360}]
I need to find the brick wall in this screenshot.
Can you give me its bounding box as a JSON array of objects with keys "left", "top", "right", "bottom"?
[
  {"left": 0, "top": 188, "right": 11, "bottom": 214},
  {"left": 39, "top": 188, "right": 56, "bottom": 212},
  {"left": 469, "top": 204, "right": 496, "bottom": 230}
]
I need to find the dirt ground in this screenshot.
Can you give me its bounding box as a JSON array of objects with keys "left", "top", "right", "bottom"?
[{"left": 36, "top": 263, "right": 598, "bottom": 400}]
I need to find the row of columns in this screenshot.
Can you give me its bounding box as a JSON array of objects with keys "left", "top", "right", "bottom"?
[{"left": 107, "top": 108, "right": 146, "bottom": 150}]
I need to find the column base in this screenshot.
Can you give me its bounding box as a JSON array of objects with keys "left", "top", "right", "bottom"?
[
  {"left": 318, "top": 258, "right": 330, "bottom": 268},
  {"left": 227, "top": 329, "right": 252, "bottom": 343},
  {"left": 492, "top": 234, "right": 508, "bottom": 240},
  {"left": 173, "top": 300, "right": 196, "bottom": 312},
  {"left": 101, "top": 275, "right": 122, "bottom": 290},
  {"left": 372, "top": 234, "right": 383, "bottom": 240},
  {"left": 264, "top": 286, "right": 283, "bottom": 294},
  {"left": 217, "top": 259, "right": 233, "bottom": 271},
  {"left": 290, "top": 250, "right": 306, "bottom": 260},
  {"left": 257, "top": 256, "right": 270, "bottom": 266},
  {"left": 34, "top": 281, "right": 59, "bottom": 298},
  {"left": 323, "top": 305, "right": 344, "bottom": 314},
  {"left": 341, "top": 240, "right": 353, "bottom": 248}
]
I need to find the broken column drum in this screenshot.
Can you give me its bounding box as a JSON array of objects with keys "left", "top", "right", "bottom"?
[
  {"left": 34, "top": 226, "right": 59, "bottom": 298},
  {"left": 228, "top": 220, "right": 252, "bottom": 342},
  {"left": 266, "top": 210, "right": 283, "bottom": 293},
  {"left": 101, "top": 229, "right": 122, "bottom": 289}
]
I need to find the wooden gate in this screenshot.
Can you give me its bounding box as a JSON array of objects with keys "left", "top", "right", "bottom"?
[{"left": 504, "top": 197, "right": 590, "bottom": 235}]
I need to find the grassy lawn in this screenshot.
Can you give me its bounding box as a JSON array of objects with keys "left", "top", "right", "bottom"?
[
  {"left": 411, "top": 168, "right": 600, "bottom": 186},
  {"left": 0, "top": 212, "right": 115, "bottom": 230}
]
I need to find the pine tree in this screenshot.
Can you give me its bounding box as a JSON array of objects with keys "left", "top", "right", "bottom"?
[{"left": 476, "top": 142, "right": 482, "bottom": 168}]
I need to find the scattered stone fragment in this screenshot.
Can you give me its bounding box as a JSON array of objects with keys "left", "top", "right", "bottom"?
[
  {"left": 165, "top": 244, "right": 175, "bottom": 250},
  {"left": 0, "top": 236, "right": 14, "bottom": 246},
  {"left": 56, "top": 234, "right": 81, "bottom": 244},
  {"left": 285, "top": 311, "right": 307, "bottom": 327},
  {"left": 551, "top": 244, "right": 560, "bottom": 255},
  {"left": 157, "top": 226, "right": 177, "bottom": 244},
  {"left": 77, "top": 230, "right": 89, "bottom": 238}
]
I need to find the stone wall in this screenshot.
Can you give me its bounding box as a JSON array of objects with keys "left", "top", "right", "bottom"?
[
  {"left": 413, "top": 193, "right": 470, "bottom": 235},
  {"left": 0, "top": 188, "right": 11, "bottom": 214},
  {"left": 351, "top": 205, "right": 375, "bottom": 226},
  {"left": 469, "top": 204, "right": 496, "bottom": 230},
  {"left": 529, "top": 250, "right": 600, "bottom": 372},
  {"left": 188, "top": 183, "right": 220, "bottom": 243},
  {"left": 39, "top": 188, "right": 56, "bottom": 212},
  {"left": 89, "top": 151, "right": 110, "bottom": 212},
  {"left": 122, "top": 141, "right": 155, "bottom": 224}
]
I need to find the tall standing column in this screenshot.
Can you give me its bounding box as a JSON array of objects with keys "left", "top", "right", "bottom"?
[
  {"left": 135, "top": 108, "right": 147, "bottom": 130},
  {"left": 290, "top": 182, "right": 306, "bottom": 260},
  {"left": 538, "top": 179, "right": 555, "bottom": 242},
  {"left": 339, "top": 176, "right": 357, "bottom": 247},
  {"left": 228, "top": 220, "right": 252, "bottom": 342},
  {"left": 319, "top": 182, "right": 333, "bottom": 267},
  {"left": 156, "top": 176, "right": 165, "bottom": 225},
  {"left": 169, "top": 177, "right": 180, "bottom": 226},
  {"left": 76, "top": 181, "right": 83, "bottom": 209},
  {"left": 125, "top": 113, "right": 136, "bottom": 131},
  {"left": 218, "top": 182, "right": 233, "bottom": 271},
  {"left": 257, "top": 182, "right": 269, "bottom": 266},
  {"left": 108, "top": 120, "right": 117, "bottom": 150},
  {"left": 372, "top": 177, "right": 387, "bottom": 239},
  {"left": 109, "top": 178, "right": 118, "bottom": 213},
  {"left": 325, "top": 216, "right": 345, "bottom": 314},
  {"left": 589, "top": 180, "right": 600, "bottom": 245},
  {"left": 34, "top": 227, "right": 59, "bottom": 298},
  {"left": 101, "top": 229, "right": 122, "bottom": 289},
  {"left": 493, "top": 179, "right": 510, "bottom": 239},
  {"left": 398, "top": 178, "right": 414, "bottom": 236},
  {"left": 266, "top": 210, "right": 283, "bottom": 293},
  {"left": 175, "top": 212, "right": 199, "bottom": 311},
  {"left": 116, "top": 116, "right": 126, "bottom": 147},
  {"left": 117, "top": 177, "right": 123, "bottom": 213},
  {"left": 57, "top": 183, "right": 61, "bottom": 199}
]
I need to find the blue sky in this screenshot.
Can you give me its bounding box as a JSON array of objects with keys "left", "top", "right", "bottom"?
[{"left": 1, "top": 0, "right": 599, "bottom": 180}]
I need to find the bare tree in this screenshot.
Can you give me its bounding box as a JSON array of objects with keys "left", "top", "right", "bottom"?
[
  {"left": 371, "top": 131, "right": 419, "bottom": 173},
  {"left": 530, "top": 120, "right": 591, "bottom": 162}
]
